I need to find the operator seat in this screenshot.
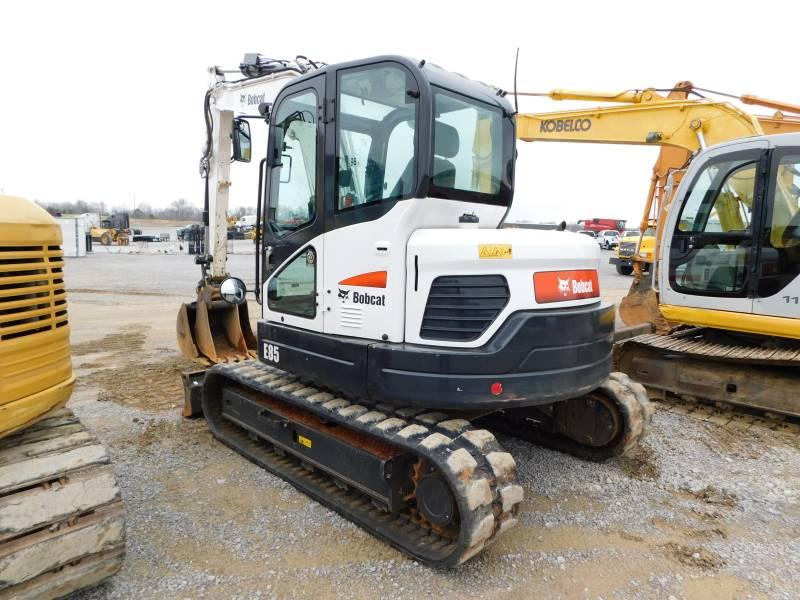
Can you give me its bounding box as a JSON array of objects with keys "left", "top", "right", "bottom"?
[
  {"left": 432, "top": 121, "right": 459, "bottom": 188},
  {"left": 390, "top": 121, "right": 460, "bottom": 197}
]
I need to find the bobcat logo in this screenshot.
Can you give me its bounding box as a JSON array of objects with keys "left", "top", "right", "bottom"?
[
  {"left": 557, "top": 277, "right": 570, "bottom": 296},
  {"left": 338, "top": 289, "right": 350, "bottom": 300}
]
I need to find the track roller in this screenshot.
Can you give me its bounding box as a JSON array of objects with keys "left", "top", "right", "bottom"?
[{"left": 480, "top": 372, "right": 654, "bottom": 461}]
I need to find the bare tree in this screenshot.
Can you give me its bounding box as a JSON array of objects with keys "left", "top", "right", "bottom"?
[{"left": 171, "top": 198, "right": 190, "bottom": 219}]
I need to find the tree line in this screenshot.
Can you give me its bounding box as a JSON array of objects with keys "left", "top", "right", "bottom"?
[{"left": 36, "top": 199, "right": 256, "bottom": 221}]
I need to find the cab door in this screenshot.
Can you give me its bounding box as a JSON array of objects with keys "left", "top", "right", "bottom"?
[
  {"left": 660, "top": 140, "right": 768, "bottom": 314},
  {"left": 320, "top": 61, "right": 420, "bottom": 342},
  {"left": 262, "top": 74, "right": 326, "bottom": 334},
  {"left": 754, "top": 145, "right": 800, "bottom": 319}
]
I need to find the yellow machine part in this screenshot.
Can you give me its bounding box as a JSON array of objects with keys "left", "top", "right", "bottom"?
[
  {"left": 660, "top": 305, "right": 800, "bottom": 340},
  {"left": 0, "top": 195, "right": 75, "bottom": 438},
  {"left": 616, "top": 233, "right": 656, "bottom": 264}
]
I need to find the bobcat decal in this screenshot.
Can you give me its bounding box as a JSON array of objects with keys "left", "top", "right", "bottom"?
[{"left": 557, "top": 277, "right": 571, "bottom": 296}]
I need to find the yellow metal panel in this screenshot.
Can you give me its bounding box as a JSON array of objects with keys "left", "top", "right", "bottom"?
[
  {"left": 0, "top": 195, "right": 73, "bottom": 436},
  {"left": 660, "top": 304, "right": 800, "bottom": 340},
  {"left": 0, "top": 375, "right": 75, "bottom": 439},
  {"left": 0, "top": 322, "right": 73, "bottom": 406}
]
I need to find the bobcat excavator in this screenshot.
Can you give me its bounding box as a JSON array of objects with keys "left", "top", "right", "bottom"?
[
  {"left": 516, "top": 87, "right": 800, "bottom": 417},
  {"left": 0, "top": 196, "right": 126, "bottom": 598},
  {"left": 176, "top": 54, "right": 653, "bottom": 567}
]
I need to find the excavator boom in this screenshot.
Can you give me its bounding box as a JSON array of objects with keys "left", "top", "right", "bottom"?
[{"left": 517, "top": 99, "right": 763, "bottom": 149}]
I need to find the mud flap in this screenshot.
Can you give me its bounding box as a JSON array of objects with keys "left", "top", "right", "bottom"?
[{"left": 618, "top": 270, "right": 671, "bottom": 334}]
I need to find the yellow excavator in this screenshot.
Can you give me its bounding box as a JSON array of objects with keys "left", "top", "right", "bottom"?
[
  {"left": 0, "top": 196, "right": 125, "bottom": 598},
  {"left": 516, "top": 86, "right": 800, "bottom": 416},
  {"left": 518, "top": 83, "right": 800, "bottom": 278}
]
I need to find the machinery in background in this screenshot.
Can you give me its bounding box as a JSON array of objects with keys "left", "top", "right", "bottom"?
[
  {"left": 517, "top": 85, "right": 800, "bottom": 416},
  {"left": 612, "top": 133, "right": 800, "bottom": 417},
  {"left": 0, "top": 196, "right": 126, "bottom": 598},
  {"left": 176, "top": 54, "right": 652, "bottom": 567},
  {"left": 577, "top": 218, "right": 626, "bottom": 234},
  {"left": 611, "top": 221, "right": 656, "bottom": 275},
  {"left": 90, "top": 212, "right": 131, "bottom": 246}
]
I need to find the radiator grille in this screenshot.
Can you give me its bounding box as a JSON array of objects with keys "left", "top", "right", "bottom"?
[
  {"left": 0, "top": 245, "right": 67, "bottom": 342},
  {"left": 618, "top": 241, "right": 636, "bottom": 258},
  {"left": 420, "top": 275, "right": 509, "bottom": 342}
]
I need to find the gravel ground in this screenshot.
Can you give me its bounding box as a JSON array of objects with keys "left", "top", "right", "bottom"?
[{"left": 62, "top": 251, "right": 800, "bottom": 600}]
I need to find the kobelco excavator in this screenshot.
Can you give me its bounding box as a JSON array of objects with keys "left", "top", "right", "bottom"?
[
  {"left": 516, "top": 87, "right": 800, "bottom": 417},
  {"left": 177, "top": 54, "right": 652, "bottom": 567}
]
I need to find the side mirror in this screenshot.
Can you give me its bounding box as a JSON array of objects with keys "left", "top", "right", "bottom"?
[
  {"left": 219, "top": 277, "right": 247, "bottom": 305},
  {"left": 232, "top": 119, "right": 252, "bottom": 163}
]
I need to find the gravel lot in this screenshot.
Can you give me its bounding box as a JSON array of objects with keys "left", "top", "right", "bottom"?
[{"left": 63, "top": 247, "right": 799, "bottom": 600}]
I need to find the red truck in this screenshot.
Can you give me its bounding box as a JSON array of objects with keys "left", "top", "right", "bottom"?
[{"left": 578, "top": 218, "right": 626, "bottom": 233}]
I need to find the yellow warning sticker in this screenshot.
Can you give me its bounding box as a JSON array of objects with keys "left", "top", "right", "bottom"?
[
  {"left": 478, "top": 244, "right": 513, "bottom": 259},
  {"left": 297, "top": 434, "right": 312, "bottom": 448}
]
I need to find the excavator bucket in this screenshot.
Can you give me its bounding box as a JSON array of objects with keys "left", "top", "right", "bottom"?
[
  {"left": 176, "top": 283, "right": 257, "bottom": 364},
  {"left": 618, "top": 269, "right": 672, "bottom": 334},
  {"left": 177, "top": 283, "right": 257, "bottom": 417}
]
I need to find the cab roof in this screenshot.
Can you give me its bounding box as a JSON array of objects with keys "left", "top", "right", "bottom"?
[{"left": 288, "top": 55, "right": 514, "bottom": 115}]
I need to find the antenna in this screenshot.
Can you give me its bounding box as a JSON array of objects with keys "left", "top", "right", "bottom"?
[{"left": 513, "top": 47, "right": 520, "bottom": 114}]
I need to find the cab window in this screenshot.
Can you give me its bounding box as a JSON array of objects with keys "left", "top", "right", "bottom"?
[
  {"left": 336, "top": 65, "right": 417, "bottom": 211},
  {"left": 430, "top": 88, "right": 513, "bottom": 206},
  {"left": 267, "top": 247, "right": 317, "bottom": 318},
  {"left": 768, "top": 153, "right": 800, "bottom": 249},
  {"left": 671, "top": 156, "right": 758, "bottom": 295},
  {"left": 759, "top": 152, "right": 800, "bottom": 297},
  {"left": 268, "top": 90, "right": 318, "bottom": 235}
]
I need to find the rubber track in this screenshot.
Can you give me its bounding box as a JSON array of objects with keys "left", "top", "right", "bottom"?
[
  {"left": 0, "top": 409, "right": 125, "bottom": 599},
  {"left": 203, "top": 361, "right": 524, "bottom": 568},
  {"left": 482, "top": 373, "right": 653, "bottom": 462}
]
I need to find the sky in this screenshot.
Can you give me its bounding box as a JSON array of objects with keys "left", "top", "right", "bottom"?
[{"left": 1, "top": 0, "right": 798, "bottom": 225}]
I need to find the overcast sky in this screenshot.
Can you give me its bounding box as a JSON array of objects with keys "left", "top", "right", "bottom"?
[{"left": 2, "top": 0, "right": 798, "bottom": 225}]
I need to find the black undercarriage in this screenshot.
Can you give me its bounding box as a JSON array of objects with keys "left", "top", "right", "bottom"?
[
  {"left": 194, "top": 355, "right": 650, "bottom": 566},
  {"left": 185, "top": 301, "right": 652, "bottom": 567}
]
